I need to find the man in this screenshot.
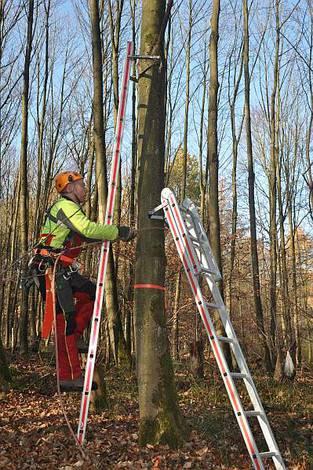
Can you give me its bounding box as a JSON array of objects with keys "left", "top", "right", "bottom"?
[{"left": 36, "top": 171, "right": 135, "bottom": 391}]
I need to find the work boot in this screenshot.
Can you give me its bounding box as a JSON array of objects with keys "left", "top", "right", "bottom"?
[
  {"left": 59, "top": 376, "right": 98, "bottom": 392},
  {"left": 76, "top": 336, "right": 89, "bottom": 354}
]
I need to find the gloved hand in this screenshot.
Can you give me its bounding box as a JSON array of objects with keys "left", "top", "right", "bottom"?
[
  {"left": 117, "top": 226, "right": 137, "bottom": 242},
  {"left": 65, "top": 313, "right": 76, "bottom": 336}
]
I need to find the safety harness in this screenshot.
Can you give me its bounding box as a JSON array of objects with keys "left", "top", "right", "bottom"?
[{"left": 30, "top": 246, "right": 81, "bottom": 341}]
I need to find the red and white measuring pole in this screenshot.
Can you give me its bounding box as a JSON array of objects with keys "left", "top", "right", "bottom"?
[{"left": 77, "top": 41, "right": 133, "bottom": 445}]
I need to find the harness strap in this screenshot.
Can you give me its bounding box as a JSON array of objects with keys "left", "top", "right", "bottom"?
[
  {"left": 41, "top": 268, "right": 54, "bottom": 340},
  {"left": 34, "top": 248, "right": 76, "bottom": 267}
]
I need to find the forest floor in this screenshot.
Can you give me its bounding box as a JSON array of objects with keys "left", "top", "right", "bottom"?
[{"left": 0, "top": 353, "right": 312, "bottom": 469}]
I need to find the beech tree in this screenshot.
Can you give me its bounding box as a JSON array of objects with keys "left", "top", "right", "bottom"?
[
  {"left": 243, "top": 0, "right": 272, "bottom": 371},
  {"left": 89, "top": 0, "right": 125, "bottom": 366},
  {"left": 134, "top": 0, "right": 187, "bottom": 447},
  {"left": 19, "top": 0, "right": 35, "bottom": 355}
]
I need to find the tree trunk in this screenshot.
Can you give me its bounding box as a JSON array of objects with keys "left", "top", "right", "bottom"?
[
  {"left": 108, "top": 0, "right": 124, "bottom": 279},
  {"left": 0, "top": 335, "right": 10, "bottom": 395},
  {"left": 277, "top": 145, "right": 293, "bottom": 363},
  {"left": 135, "top": 0, "right": 187, "bottom": 448},
  {"left": 207, "top": 0, "right": 231, "bottom": 366},
  {"left": 125, "top": 0, "right": 138, "bottom": 361},
  {"left": 88, "top": 0, "right": 111, "bottom": 409},
  {"left": 243, "top": 0, "right": 272, "bottom": 371},
  {"left": 207, "top": 0, "right": 221, "bottom": 274},
  {"left": 181, "top": 0, "right": 192, "bottom": 201},
  {"left": 19, "top": 0, "right": 35, "bottom": 355},
  {"left": 288, "top": 205, "right": 301, "bottom": 365},
  {"left": 268, "top": 0, "right": 280, "bottom": 368},
  {"left": 227, "top": 31, "right": 243, "bottom": 317},
  {"left": 171, "top": 0, "right": 193, "bottom": 363},
  {"left": 89, "top": 0, "right": 124, "bottom": 366},
  {"left": 198, "top": 45, "right": 208, "bottom": 222}
]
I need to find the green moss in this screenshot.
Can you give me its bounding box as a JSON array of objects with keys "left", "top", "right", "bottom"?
[
  {"left": 139, "top": 412, "right": 187, "bottom": 449},
  {"left": 139, "top": 418, "right": 158, "bottom": 445},
  {"left": 138, "top": 350, "right": 189, "bottom": 449}
]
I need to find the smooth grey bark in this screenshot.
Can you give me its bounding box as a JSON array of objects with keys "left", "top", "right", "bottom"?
[
  {"left": 19, "top": 0, "right": 35, "bottom": 354},
  {"left": 89, "top": 0, "right": 125, "bottom": 368},
  {"left": 125, "top": 0, "right": 138, "bottom": 358},
  {"left": 268, "top": 0, "right": 280, "bottom": 366},
  {"left": 172, "top": 0, "right": 193, "bottom": 362},
  {"left": 207, "top": 0, "right": 222, "bottom": 274},
  {"left": 135, "top": 0, "right": 187, "bottom": 447},
  {"left": 33, "top": 0, "right": 50, "bottom": 241},
  {"left": 243, "top": 0, "right": 272, "bottom": 371},
  {"left": 207, "top": 0, "right": 231, "bottom": 365}
]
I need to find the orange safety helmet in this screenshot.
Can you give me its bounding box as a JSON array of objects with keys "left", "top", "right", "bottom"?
[{"left": 55, "top": 171, "right": 83, "bottom": 193}]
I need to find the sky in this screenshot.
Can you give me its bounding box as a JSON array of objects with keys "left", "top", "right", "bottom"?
[{"left": 2, "top": 0, "right": 313, "bottom": 236}]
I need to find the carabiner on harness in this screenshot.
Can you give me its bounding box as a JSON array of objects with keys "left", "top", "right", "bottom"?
[
  {"left": 38, "top": 259, "right": 49, "bottom": 272},
  {"left": 63, "top": 262, "right": 80, "bottom": 280}
]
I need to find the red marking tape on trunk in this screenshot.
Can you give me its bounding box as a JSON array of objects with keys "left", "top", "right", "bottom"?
[{"left": 134, "top": 284, "right": 165, "bottom": 291}]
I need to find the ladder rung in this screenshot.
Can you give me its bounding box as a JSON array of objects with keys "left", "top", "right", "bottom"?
[
  {"left": 230, "top": 372, "right": 249, "bottom": 380},
  {"left": 188, "top": 233, "right": 209, "bottom": 246},
  {"left": 206, "top": 302, "right": 223, "bottom": 310},
  {"left": 259, "top": 451, "right": 279, "bottom": 459},
  {"left": 188, "top": 234, "right": 199, "bottom": 243},
  {"left": 217, "top": 336, "right": 235, "bottom": 344},
  {"left": 199, "top": 264, "right": 222, "bottom": 280},
  {"left": 199, "top": 267, "right": 218, "bottom": 276},
  {"left": 244, "top": 410, "right": 264, "bottom": 417}
]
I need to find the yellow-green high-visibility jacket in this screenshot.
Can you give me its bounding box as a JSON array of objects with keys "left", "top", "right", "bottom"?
[{"left": 38, "top": 197, "right": 118, "bottom": 250}]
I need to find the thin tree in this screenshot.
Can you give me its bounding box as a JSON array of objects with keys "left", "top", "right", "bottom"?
[
  {"left": 19, "top": 0, "right": 35, "bottom": 354},
  {"left": 89, "top": 0, "right": 125, "bottom": 367},
  {"left": 107, "top": 0, "right": 124, "bottom": 283},
  {"left": 207, "top": 0, "right": 231, "bottom": 364},
  {"left": 227, "top": 3, "right": 243, "bottom": 318},
  {"left": 33, "top": 0, "right": 50, "bottom": 237},
  {"left": 0, "top": 335, "right": 10, "bottom": 393},
  {"left": 125, "top": 0, "right": 137, "bottom": 357},
  {"left": 269, "top": 0, "right": 280, "bottom": 373},
  {"left": 172, "top": 0, "right": 193, "bottom": 361},
  {"left": 243, "top": 0, "right": 272, "bottom": 371},
  {"left": 277, "top": 105, "right": 294, "bottom": 370},
  {"left": 207, "top": 0, "right": 221, "bottom": 273}
]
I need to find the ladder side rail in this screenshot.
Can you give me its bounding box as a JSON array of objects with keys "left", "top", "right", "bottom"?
[
  {"left": 161, "top": 189, "right": 265, "bottom": 470},
  {"left": 206, "top": 275, "right": 284, "bottom": 458},
  {"left": 182, "top": 204, "right": 276, "bottom": 408},
  {"left": 184, "top": 215, "right": 212, "bottom": 275},
  {"left": 181, "top": 198, "right": 285, "bottom": 467},
  {"left": 182, "top": 200, "right": 221, "bottom": 279},
  {"left": 183, "top": 213, "right": 220, "bottom": 279},
  {"left": 77, "top": 41, "right": 133, "bottom": 445},
  {"left": 166, "top": 200, "right": 203, "bottom": 279},
  {"left": 182, "top": 210, "right": 258, "bottom": 380}
]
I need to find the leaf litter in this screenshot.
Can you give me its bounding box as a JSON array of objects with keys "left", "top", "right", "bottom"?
[{"left": 0, "top": 354, "right": 311, "bottom": 469}]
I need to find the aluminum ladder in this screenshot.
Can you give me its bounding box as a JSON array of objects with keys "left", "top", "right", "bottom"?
[
  {"left": 77, "top": 41, "right": 133, "bottom": 444},
  {"left": 158, "top": 187, "right": 285, "bottom": 470}
]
